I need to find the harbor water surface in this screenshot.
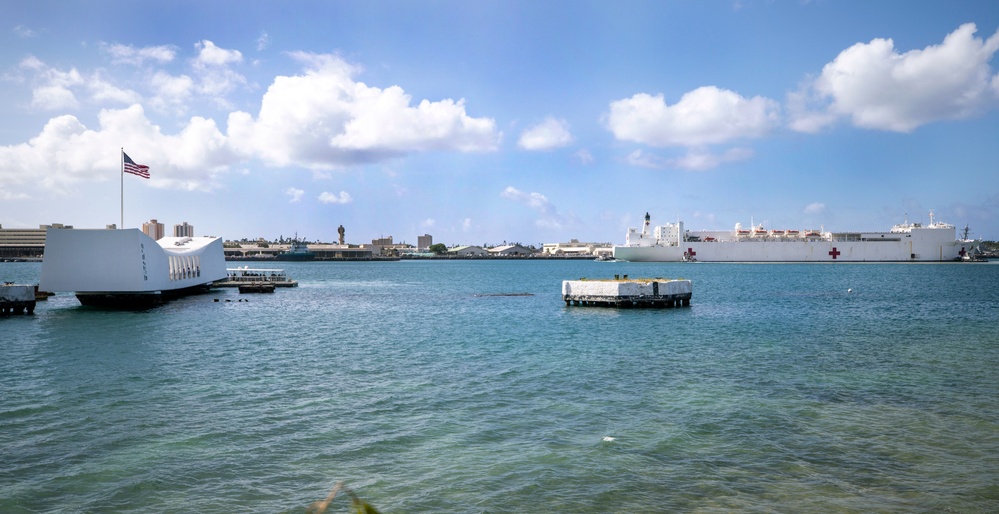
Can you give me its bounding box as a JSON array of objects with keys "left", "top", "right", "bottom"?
[{"left": 2, "top": 260, "right": 997, "bottom": 512}]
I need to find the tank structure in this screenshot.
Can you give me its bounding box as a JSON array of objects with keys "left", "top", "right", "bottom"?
[
  {"left": 562, "top": 275, "right": 692, "bottom": 308},
  {"left": 1, "top": 283, "right": 36, "bottom": 315}
]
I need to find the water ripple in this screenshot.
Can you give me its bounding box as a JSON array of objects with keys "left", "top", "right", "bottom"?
[{"left": 1, "top": 261, "right": 997, "bottom": 512}]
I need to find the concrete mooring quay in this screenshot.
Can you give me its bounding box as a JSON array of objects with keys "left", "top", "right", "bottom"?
[
  {"left": 562, "top": 275, "right": 692, "bottom": 308},
  {"left": 1, "top": 283, "right": 36, "bottom": 315}
]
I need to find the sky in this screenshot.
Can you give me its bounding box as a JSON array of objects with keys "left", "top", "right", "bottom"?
[{"left": 2, "top": 0, "right": 998, "bottom": 246}]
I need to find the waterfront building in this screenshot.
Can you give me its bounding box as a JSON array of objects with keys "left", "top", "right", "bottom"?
[
  {"left": 221, "top": 242, "right": 376, "bottom": 260},
  {"left": 418, "top": 234, "right": 433, "bottom": 251},
  {"left": 542, "top": 239, "right": 613, "bottom": 257},
  {"left": 488, "top": 244, "right": 535, "bottom": 256},
  {"left": 142, "top": 219, "right": 165, "bottom": 241},
  {"left": 369, "top": 236, "right": 417, "bottom": 256},
  {"left": 174, "top": 222, "right": 194, "bottom": 237},
  {"left": 0, "top": 223, "right": 72, "bottom": 259},
  {"left": 448, "top": 245, "right": 488, "bottom": 257}
]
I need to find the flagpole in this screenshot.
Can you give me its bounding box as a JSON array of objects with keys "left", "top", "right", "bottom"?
[{"left": 120, "top": 148, "right": 124, "bottom": 229}]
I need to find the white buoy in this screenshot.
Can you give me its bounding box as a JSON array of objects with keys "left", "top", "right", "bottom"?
[
  {"left": 602, "top": 436, "right": 615, "bottom": 442},
  {"left": 847, "top": 288, "right": 852, "bottom": 294}
]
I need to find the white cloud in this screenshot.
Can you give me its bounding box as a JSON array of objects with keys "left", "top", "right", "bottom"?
[
  {"left": 0, "top": 104, "right": 232, "bottom": 192},
  {"left": 607, "top": 86, "right": 780, "bottom": 147},
  {"left": 20, "top": 57, "right": 140, "bottom": 110},
  {"left": 104, "top": 43, "right": 176, "bottom": 66},
  {"left": 227, "top": 52, "right": 500, "bottom": 169},
  {"left": 785, "top": 86, "right": 839, "bottom": 134},
  {"left": 257, "top": 32, "right": 271, "bottom": 51},
  {"left": 88, "top": 74, "right": 142, "bottom": 104},
  {"left": 18, "top": 55, "right": 45, "bottom": 71},
  {"left": 20, "top": 58, "right": 84, "bottom": 110},
  {"left": 13, "top": 25, "right": 36, "bottom": 38},
  {"left": 575, "top": 149, "right": 594, "bottom": 165},
  {"left": 626, "top": 147, "right": 753, "bottom": 171},
  {"left": 31, "top": 86, "right": 78, "bottom": 111},
  {"left": 500, "top": 186, "right": 574, "bottom": 229},
  {"left": 2, "top": 51, "right": 503, "bottom": 198},
  {"left": 194, "top": 40, "right": 243, "bottom": 67},
  {"left": 804, "top": 202, "right": 826, "bottom": 214},
  {"left": 192, "top": 40, "right": 246, "bottom": 103},
  {"left": 501, "top": 186, "right": 552, "bottom": 210},
  {"left": 97, "top": 42, "right": 237, "bottom": 109},
  {"left": 0, "top": 189, "right": 31, "bottom": 200},
  {"left": 148, "top": 71, "right": 195, "bottom": 113},
  {"left": 517, "top": 117, "right": 574, "bottom": 150},
  {"left": 285, "top": 187, "right": 304, "bottom": 203},
  {"left": 462, "top": 218, "right": 472, "bottom": 231},
  {"left": 318, "top": 191, "right": 352, "bottom": 204},
  {"left": 789, "top": 23, "right": 999, "bottom": 133},
  {"left": 421, "top": 218, "right": 435, "bottom": 228}
]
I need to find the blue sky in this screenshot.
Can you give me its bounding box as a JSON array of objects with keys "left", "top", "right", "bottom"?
[{"left": 2, "top": 0, "right": 998, "bottom": 245}]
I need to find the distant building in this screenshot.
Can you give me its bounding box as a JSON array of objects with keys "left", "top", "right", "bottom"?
[
  {"left": 542, "top": 239, "right": 612, "bottom": 257},
  {"left": 449, "top": 245, "right": 488, "bottom": 257},
  {"left": 488, "top": 244, "right": 534, "bottom": 256},
  {"left": 174, "top": 221, "right": 194, "bottom": 237},
  {"left": 417, "top": 234, "right": 433, "bottom": 251},
  {"left": 0, "top": 223, "right": 72, "bottom": 259},
  {"left": 221, "top": 242, "right": 376, "bottom": 260},
  {"left": 372, "top": 236, "right": 393, "bottom": 245},
  {"left": 142, "top": 219, "right": 165, "bottom": 240}
]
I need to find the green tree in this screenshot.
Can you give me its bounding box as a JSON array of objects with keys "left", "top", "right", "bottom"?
[{"left": 428, "top": 243, "right": 447, "bottom": 255}]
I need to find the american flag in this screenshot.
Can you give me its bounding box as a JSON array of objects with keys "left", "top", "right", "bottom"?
[{"left": 123, "top": 152, "right": 150, "bottom": 179}]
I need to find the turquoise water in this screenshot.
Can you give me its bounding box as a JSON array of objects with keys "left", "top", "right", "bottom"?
[{"left": 2, "top": 260, "right": 997, "bottom": 513}]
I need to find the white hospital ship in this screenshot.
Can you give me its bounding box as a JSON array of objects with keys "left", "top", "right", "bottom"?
[
  {"left": 613, "top": 212, "right": 979, "bottom": 262},
  {"left": 40, "top": 228, "right": 227, "bottom": 307}
]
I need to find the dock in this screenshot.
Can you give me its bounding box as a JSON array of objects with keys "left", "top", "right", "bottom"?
[
  {"left": 238, "top": 283, "right": 276, "bottom": 294},
  {"left": 562, "top": 275, "right": 691, "bottom": 308},
  {"left": 1, "top": 283, "right": 37, "bottom": 315}
]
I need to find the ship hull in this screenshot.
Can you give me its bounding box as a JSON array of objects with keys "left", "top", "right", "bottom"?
[
  {"left": 75, "top": 284, "right": 213, "bottom": 309},
  {"left": 273, "top": 253, "right": 315, "bottom": 261},
  {"left": 614, "top": 239, "right": 973, "bottom": 262}
]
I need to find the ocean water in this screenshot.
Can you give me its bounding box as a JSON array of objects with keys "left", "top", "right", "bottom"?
[{"left": 1, "top": 260, "right": 997, "bottom": 513}]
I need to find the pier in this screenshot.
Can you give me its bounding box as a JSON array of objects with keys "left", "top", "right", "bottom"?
[
  {"left": 1, "top": 283, "right": 37, "bottom": 315},
  {"left": 562, "top": 275, "right": 692, "bottom": 308}
]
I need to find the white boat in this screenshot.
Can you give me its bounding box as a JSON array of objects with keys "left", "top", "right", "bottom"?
[
  {"left": 215, "top": 267, "right": 298, "bottom": 287},
  {"left": 39, "top": 228, "right": 227, "bottom": 307},
  {"left": 613, "top": 212, "right": 981, "bottom": 262}
]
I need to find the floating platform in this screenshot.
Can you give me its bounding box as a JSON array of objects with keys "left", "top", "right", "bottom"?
[
  {"left": 238, "top": 283, "right": 276, "bottom": 294},
  {"left": 1, "top": 283, "right": 37, "bottom": 315},
  {"left": 562, "top": 275, "right": 691, "bottom": 308}
]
